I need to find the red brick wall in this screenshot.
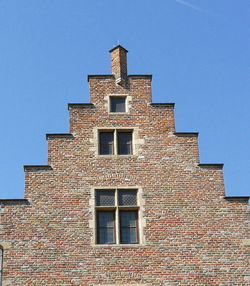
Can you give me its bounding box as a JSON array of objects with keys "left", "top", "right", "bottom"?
[{"left": 0, "top": 47, "right": 249, "bottom": 286}]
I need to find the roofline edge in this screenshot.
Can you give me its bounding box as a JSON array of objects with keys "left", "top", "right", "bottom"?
[{"left": 24, "top": 165, "right": 53, "bottom": 172}]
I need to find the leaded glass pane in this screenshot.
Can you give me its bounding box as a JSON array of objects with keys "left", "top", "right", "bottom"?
[
  {"left": 97, "top": 211, "right": 115, "bottom": 244},
  {"left": 110, "top": 97, "right": 126, "bottom": 112},
  {"left": 100, "top": 132, "right": 114, "bottom": 155},
  {"left": 99, "top": 228, "right": 114, "bottom": 244},
  {"left": 118, "top": 132, "right": 132, "bottom": 155},
  {"left": 118, "top": 190, "right": 137, "bottom": 206},
  {"left": 121, "top": 228, "right": 137, "bottom": 244},
  {"left": 120, "top": 211, "right": 138, "bottom": 244},
  {"left": 98, "top": 212, "right": 114, "bottom": 227},
  {"left": 96, "top": 190, "right": 115, "bottom": 206},
  {"left": 119, "top": 143, "right": 130, "bottom": 154},
  {"left": 120, "top": 211, "right": 137, "bottom": 227}
]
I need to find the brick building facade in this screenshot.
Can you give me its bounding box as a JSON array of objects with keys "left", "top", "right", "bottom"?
[{"left": 0, "top": 45, "right": 249, "bottom": 285}]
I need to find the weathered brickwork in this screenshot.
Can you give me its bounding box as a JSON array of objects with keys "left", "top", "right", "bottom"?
[{"left": 0, "top": 45, "right": 249, "bottom": 285}]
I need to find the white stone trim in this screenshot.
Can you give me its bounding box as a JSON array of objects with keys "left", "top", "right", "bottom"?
[
  {"left": 94, "top": 285, "right": 145, "bottom": 286},
  {"left": 92, "top": 127, "right": 144, "bottom": 157},
  {"left": 104, "top": 94, "right": 132, "bottom": 114},
  {"left": 0, "top": 242, "right": 11, "bottom": 249},
  {"left": 89, "top": 186, "right": 146, "bottom": 246}
]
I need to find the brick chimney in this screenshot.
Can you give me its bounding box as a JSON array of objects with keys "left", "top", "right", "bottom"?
[{"left": 109, "top": 45, "right": 128, "bottom": 85}]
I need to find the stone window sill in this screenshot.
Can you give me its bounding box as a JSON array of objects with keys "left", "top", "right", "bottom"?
[
  {"left": 98, "top": 155, "right": 136, "bottom": 158},
  {"left": 92, "top": 244, "right": 145, "bottom": 248}
]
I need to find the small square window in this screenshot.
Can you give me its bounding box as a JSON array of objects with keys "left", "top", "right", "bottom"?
[{"left": 110, "top": 97, "right": 126, "bottom": 112}]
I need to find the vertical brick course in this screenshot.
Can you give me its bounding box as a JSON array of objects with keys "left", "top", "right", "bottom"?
[{"left": 0, "top": 45, "right": 249, "bottom": 285}]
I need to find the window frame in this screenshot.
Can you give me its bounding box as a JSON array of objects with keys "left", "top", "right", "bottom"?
[
  {"left": 95, "top": 188, "right": 139, "bottom": 245},
  {"left": 108, "top": 95, "right": 128, "bottom": 114},
  {"left": 98, "top": 129, "right": 133, "bottom": 156},
  {"left": 119, "top": 210, "right": 139, "bottom": 244},
  {"left": 96, "top": 210, "right": 116, "bottom": 244},
  {"left": 117, "top": 131, "right": 133, "bottom": 155},
  {"left": 110, "top": 96, "right": 127, "bottom": 113},
  {"left": 99, "top": 131, "right": 114, "bottom": 155}
]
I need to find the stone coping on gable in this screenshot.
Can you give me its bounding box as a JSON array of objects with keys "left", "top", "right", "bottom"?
[
  {"left": 150, "top": 103, "right": 175, "bottom": 108},
  {"left": 174, "top": 132, "right": 199, "bottom": 137},
  {"left": 23, "top": 165, "right": 53, "bottom": 172},
  {"left": 46, "top": 133, "right": 74, "bottom": 140},
  {"left": 224, "top": 196, "right": 249, "bottom": 201},
  {"left": 87, "top": 75, "right": 115, "bottom": 82},
  {"left": 87, "top": 74, "right": 152, "bottom": 82},
  {"left": 198, "top": 163, "right": 224, "bottom": 169},
  {"left": 127, "top": 74, "right": 152, "bottom": 80},
  {"left": 0, "top": 199, "right": 29, "bottom": 206},
  {"left": 68, "top": 103, "right": 95, "bottom": 110}
]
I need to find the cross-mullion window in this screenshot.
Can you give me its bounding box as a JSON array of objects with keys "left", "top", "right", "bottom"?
[
  {"left": 99, "top": 130, "right": 133, "bottom": 155},
  {"left": 95, "top": 189, "right": 139, "bottom": 245}
]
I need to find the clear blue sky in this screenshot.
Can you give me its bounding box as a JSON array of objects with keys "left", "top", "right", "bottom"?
[{"left": 0, "top": 0, "right": 249, "bottom": 198}]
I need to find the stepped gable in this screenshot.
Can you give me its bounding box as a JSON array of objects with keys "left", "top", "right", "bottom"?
[{"left": 0, "top": 45, "right": 249, "bottom": 285}]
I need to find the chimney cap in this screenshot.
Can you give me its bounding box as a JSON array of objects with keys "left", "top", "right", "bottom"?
[{"left": 109, "top": 45, "right": 128, "bottom": 53}]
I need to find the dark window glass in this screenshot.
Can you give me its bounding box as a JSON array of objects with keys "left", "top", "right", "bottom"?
[
  {"left": 99, "top": 132, "right": 114, "bottom": 155},
  {"left": 96, "top": 190, "right": 115, "bottom": 206},
  {"left": 0, "top": 248, "right": 2, "bottom": 285},
  {"left": 97, "top": 211, "right": 115, "bottom": 244},
  {"left": 110, "top": 97, "right": 126, "bottom": 112},
  {"left": 120, "top": 211, "right": 138, "bottom": 244},
  {"left": 117, "top": 132, "right": 132, "bottom": 155},
  {"left": 118, "top": 190, "right": 137, "bottom": 206}
]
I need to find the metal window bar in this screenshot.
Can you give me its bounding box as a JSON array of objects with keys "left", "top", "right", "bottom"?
[
  {"left": 118, "top": 189, "right": 137, "bottom": 206},
  {"left": 96, "top": 190, "right": 115, "bottom": 206}
]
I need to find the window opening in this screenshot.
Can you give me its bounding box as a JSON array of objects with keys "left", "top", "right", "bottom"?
[
  {"left": 97, "top": 211, "right": 115, "bottom": 244},
  {"left": 99, "top": 132, "right": 114, "bottom": 155},
  {"left": 120, "top": 211, "right": 138, "bottom": 244},
  {"left": 119, "top": 189, "right": 137, "bottom": 206},
  {"left": 96, "top": 190, "right": 115, "bottom": 206},
  {"left": 110, "top": 97, "right": 126, "bottom": 112},
  {"left": 98, "top": 130, "right": 133, "bottom": 156},
  {"left": 118, "top": 132, "right": 132, "bottom": 155},
  {"left": 95, "top": 189, "right": 139, "bottom": 244}
]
